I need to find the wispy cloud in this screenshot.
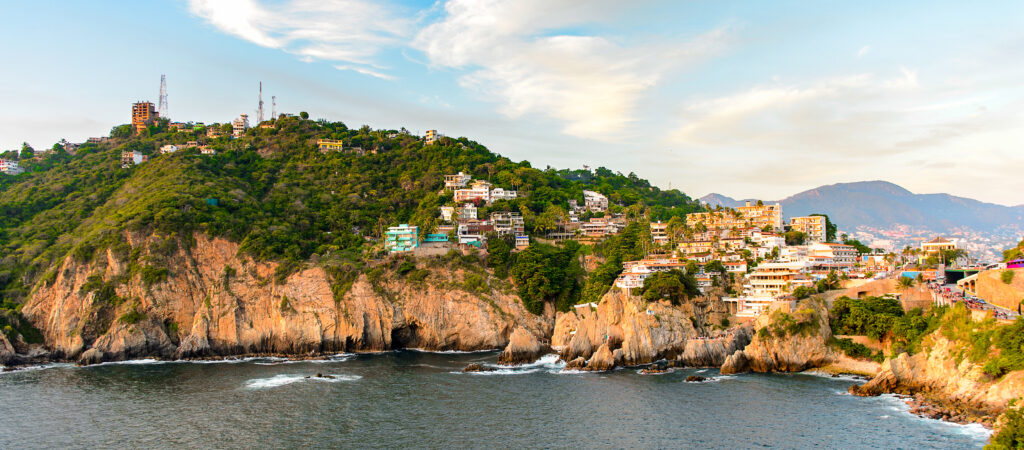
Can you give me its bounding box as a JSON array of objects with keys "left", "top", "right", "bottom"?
[
  {"left": 188, "top": 0, "right": 409, "bottom": 77},
  {"left": 334, "top": 65, "right": 396, "bottom": 81},
  {"left": 857, "top": 45, "right": 871, "bottom": 58},
  {"left": 413, "top": 0, "right": 732, "bottom": 141}
]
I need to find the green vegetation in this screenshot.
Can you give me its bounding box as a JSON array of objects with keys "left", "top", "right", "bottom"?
[
  {"left": 638, "top": 269, "right": 700, "bottom": 305},
  {"left": 830, "top": 296, "right": 941, "bottom": 354},
  {"left": 757, "top": 305, "right": 822, "bottom": 339},
  {"left": 580, "top": 222, "right": 647, "bottom": 304},
  {"left": 987, "top": 400, "right": 1024, "bottom": 449},
  {"left": 509, "top": 242, "right": 583, "bottom": 314},
  {"left": 118, "top": 307, "right": 146, "bottom": 325},
  {"left": 0, "top": 115, "right": 702, "bottom": 338},
  {"left": 784, "top": 230, "right": 807, "bottom": 246},
  {"left": 828, "top": 336, "right": 884, "bottom": 362},
  {"left": 1003, "top": 270, "right": 1016, "bottom": 285},
  {"left": 1003, "top": 239, "right": 1024, "bottom": 262}
]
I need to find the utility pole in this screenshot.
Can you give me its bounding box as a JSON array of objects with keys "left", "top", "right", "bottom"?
[
  {"left": 158, "top": 75, "right": 168, "bottom": 118},
  {"left": 257, "top": 82, "right": 264, "bottom": 124}
]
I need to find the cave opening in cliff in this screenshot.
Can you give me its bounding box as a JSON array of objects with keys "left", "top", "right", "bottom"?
[{"left": 390, "top": 323, "right": 419, "bottom": 349}]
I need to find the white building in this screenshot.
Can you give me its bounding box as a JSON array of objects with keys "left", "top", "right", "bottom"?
[
  {"left": 489, "top": 188, "right": 518, "bottom": 202},
  {"left": 650, "top": 221, "right": 669, "bottom": 245},
  {"left": 0, "top": 159, "right": 24, "bottom": 175},
  {"left": 444, "top": 172, "right": 472, "bottom": 189},
  {"left": 439, "top": 206, "right": 455, "bottom": 222},
  {"left": 459, "top": 203, "right": 478, "bottom": 221},
  {"left": 232, "top": 114, "right": 250, "bottom": 138},
  {"left": 160, "top": 144, "right": 179, "bottom": 154},
  {"left": 614, "top": 258, "right": 688, "bottom": 290},
  {"left": 583, "top": 190, "right": 608, "bottom": 212}
]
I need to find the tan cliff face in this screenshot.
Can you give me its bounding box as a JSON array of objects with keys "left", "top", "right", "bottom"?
[
  {"left": 851, "top": 333, "right": 1024, "bottom": 415},
  {"left": 721, "top": 299, "right": 836, "bottom": 374},
  {"left": 21, "top": 234, "right": 550, "bottom": 364},
  {"left": 553, "top": 288, "right": 744, "bottom": 370}
]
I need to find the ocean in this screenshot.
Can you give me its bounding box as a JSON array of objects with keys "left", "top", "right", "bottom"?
[{"left": 0, "top": 351, "right": 990, "bottom": 448}]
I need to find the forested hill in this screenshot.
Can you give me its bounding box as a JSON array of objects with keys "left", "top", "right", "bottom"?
[{"left": 0, "top": 115, "right": 700, "bottom": 305}]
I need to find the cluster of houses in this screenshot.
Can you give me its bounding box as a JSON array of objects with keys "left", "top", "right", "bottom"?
[
  {"left": 383, "top": 171, "right": 528, "bottom": 253},
  {"left": 609, "top": 201, "right": 893, "bottom": 318}
]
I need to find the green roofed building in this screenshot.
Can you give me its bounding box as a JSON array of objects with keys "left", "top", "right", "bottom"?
[{"left": 385, "top": 224, "right": 419, "bottom": 253}]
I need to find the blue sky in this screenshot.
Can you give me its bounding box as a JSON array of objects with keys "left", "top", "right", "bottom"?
[{"left": 2, "top": 1, "right": 1023, "bottom": 205}]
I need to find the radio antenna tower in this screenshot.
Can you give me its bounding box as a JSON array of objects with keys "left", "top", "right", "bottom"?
[
  {"left": 271, "top": 96, "right": 276, "bottom": 119},
  {"left": 158, "top": 75, "right": 168, "bottom": 118},
  {"left": 257, "top": 82, "right": 264, "bottom": 123}
]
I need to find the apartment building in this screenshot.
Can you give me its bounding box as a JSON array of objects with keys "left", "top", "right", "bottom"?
[
  {"left": 385, "top": 224, "right": 419, "bottom": 253},
  {"left": 490, "top": 212, "right": 525, "bottom": 237},
  {"left": 317, "top": 139, "right": 345, "bottom": 152},
  {"left": 650, "top": 221, "right": 669, "bottom": 245},
  {"left": 232, "top": 114, "right": 249, "bottom": 138},
  {"left": 790, "top": 216, "right": 827, "bottom": 243},
  {"left": 131, "top": 102, "right": 158, "bottom": 133},
  {"left": 921, "top": 237, "right": 956, "bottom": 255},
  {"left": 0, "top": 159, "right": 24, "bottom": 175},
  {"left": 489, "top": 188, "right": 518, "bottom": 202},
  {"left": 737, "top": 202, "right": 783, "bottom": 231},
  {"left": 687, "top": 202, "right": 783, "bottom": 232},
  {"left": 583, "top": 190, "right": 608, "bottom": 212},
  {"left": 424, "top": 129, "right": 440, "bottom": 145},
  {"left": 444, "top": 172, "right": 472, "bottom": 189},
  {"left": 614, "top": 258, "right": 688, "bottom": 289},
  {"left": 580, "top": 218, "right": 620, "bottom": 238}
]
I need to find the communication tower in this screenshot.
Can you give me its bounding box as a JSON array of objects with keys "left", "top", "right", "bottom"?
[
  {"left": 158, "top": 75, "right": 168, "bottom": 118},
  {"left": 257, "top": 82, "right": 264, "bottom": 123},
  {"left": 272, "top": 96, "right": 276, "bottom": 119}
]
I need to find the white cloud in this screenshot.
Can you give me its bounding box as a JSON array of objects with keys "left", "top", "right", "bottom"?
[
  {"left": 670, "top": 70, "right": 926, "bottom": 154},
  {"left": 188, "top": 0, "right": 409, "bottom": 76},
  {"left": 413, "top": 0, "right": 732, "bottom": 141},
  {"left": 334, "top": 65, "right": 396, "bottom": 81},
  {"left": 857, "top": 45, "right": 870, "bottom": 58}
]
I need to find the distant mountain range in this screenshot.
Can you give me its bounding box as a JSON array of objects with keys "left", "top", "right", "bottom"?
[{"left": 700, "top": 180, "right": 1024, "bottom": 236}]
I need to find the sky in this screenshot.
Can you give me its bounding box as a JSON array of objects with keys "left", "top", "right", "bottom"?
[{"left": 1, "top": 1, "right": 1023, "bottom": 206}]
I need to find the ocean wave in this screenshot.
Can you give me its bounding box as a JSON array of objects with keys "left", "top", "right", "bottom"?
[
  {"left": 0, "top": 362, "right": 75, "bottom": 375},
  {"left": 405, "top": 348, "right": 498, "bottom": 354},
  {"left": 244, "top": 373, "right": 361, "bottom": 389},
  {"left": 874, "top": 394, "right": 993, "bottom": 439},
  {"left": 456, "top": 368, "right": 543, "bottom": 376}
]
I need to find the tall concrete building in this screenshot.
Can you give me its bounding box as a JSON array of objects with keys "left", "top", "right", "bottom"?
[{"left": 131, "top": 102, "right": 158, "bottom": 133}]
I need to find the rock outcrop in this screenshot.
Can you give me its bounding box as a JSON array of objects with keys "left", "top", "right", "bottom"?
[
  {"left": 554, "top": 287, "right": 740, "bottom": 371},
  {"left": 22, "top": 234, "right": 550, "bottom": 364},
  {"left": 497, "top": 326, "right": 548, "bottom": 365},
  {"left": 720, "top": 299, "right": 836, "bottom": 374},
  {"left": 0, "top": 334, "right": 16, "bottom": 366},
  {"left": 850, "top": 334, "right": 1024, "bottom": 418}
]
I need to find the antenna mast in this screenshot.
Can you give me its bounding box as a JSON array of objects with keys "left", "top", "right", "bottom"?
[
  {"left": 257, "top": 82, "right": 264, "bottom": 123},
  {"left": 158, "top": 75, "right": 168, "bottom": 118},
  {"left": 271, "top": 96, "right": 276, "bottom": 119}
]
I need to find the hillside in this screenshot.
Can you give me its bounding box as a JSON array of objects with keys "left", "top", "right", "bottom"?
[{"left": 0, "top": 116, "right": 701, "bottom": 348}]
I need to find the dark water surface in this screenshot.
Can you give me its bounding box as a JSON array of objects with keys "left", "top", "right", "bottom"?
[{"left": 0, "top": 352, "right": 989, "bottom": 448}]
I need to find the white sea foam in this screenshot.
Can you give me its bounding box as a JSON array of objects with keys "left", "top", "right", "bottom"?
[
  {"left": 244, "top": 373, "right": 361, "bottom": 389},
  {"left": 458, "top": 368, "right": 543, "bottom": 376},
  {"left": 406, "top": 348, "right": 497, "bottom": 354},
  {"left": 874, "top": 394, "right": 993, "bottom": 439},
  {"left": 0, "top": 362, "right": 75, "bottom": 375}
]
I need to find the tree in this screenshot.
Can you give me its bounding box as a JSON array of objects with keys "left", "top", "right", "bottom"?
[
  {"left": 784, "top": 230, "right": 807, "bottom": 246},
  {"left": 20, "top": 142, "right": 34, "bottom": 160},
  {"left": 299, "top": 111, "right": 309, "bottom": 120},
  {"left": 639, "top": 269, "right": 699, "bottom": 305}
]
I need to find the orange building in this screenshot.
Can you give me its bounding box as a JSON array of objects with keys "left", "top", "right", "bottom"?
[{"left": 132, "top": 102, "right": 158, "bottom": 133}]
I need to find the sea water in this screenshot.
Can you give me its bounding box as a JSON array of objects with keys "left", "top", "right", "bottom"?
[{"left": 0, "top": 352, "right": 990, "bottom": 448}]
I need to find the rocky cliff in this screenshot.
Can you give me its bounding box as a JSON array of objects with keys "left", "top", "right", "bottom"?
[
  {"left": 850, "top": 333, "right": 1024, "bottom": 419},
  {"left": 552, "top": 288, "right": 743, "bottom": 371},
  {"left": 21, "top": 234, "right": 550, "bottom": 364},
  {"left": 721, "top": 299, "right": 836, "bottom": 374}
]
